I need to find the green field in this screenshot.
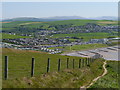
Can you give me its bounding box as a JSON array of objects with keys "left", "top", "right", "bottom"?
[
  {"left": 52, "top": 32, "right": 118, "bottom": 41},
  {"left": 49, "top": 43, "right": 109, "bottom": 53},
  {"left": 2, "top": 48, "right": 104, "bottom": 88},
  {"left": 1, "top": 33, "right": 31, "bottom": 39},
  {"left": 90, "top": 61, "right": 119, "bottom": 88}
]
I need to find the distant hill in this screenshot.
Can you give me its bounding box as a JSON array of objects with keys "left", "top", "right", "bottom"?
[
  {"left": 44, "top": 16, "right": 86, "bottom": 20},
  {"left": 2, "top": 16, "right": 117, "bottom": 22},
  {"left": 2, "top": 17, "right": 60, "bottom": 22}
]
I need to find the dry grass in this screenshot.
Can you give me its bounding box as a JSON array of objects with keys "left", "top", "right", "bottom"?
[
  {"left": 0, "top": 22, "right": 11, "bottom": 23},
  {"left": 98, "top": 21, "right": 117, "bottom": 24},
  {"left": 19, "top": 22, "right": 47, "bottom": 25}
]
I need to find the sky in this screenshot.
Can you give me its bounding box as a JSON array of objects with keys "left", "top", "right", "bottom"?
[{"left": 2, "top": 2, "right": 118, "bottom": 19}]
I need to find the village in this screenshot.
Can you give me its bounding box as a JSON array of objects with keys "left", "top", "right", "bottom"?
[
  {"left": 3, "top": 23, "right": 118, "bottom": 36},
  {"left": 1, "top": 22, "right": 119, "bottom": 54},
  {"left": 2, "top": 37, "right": 118, "bottom": 54}
]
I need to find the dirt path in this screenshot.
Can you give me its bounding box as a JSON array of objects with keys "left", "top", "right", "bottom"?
[{"left": 80, "top": 61, "right": 107, "bottom": 89}]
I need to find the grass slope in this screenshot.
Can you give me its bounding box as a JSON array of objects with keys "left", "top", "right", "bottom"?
[
  {"left": 2, "top": 56, "right": 104, "bottom": 88},
  {"left": 2, "top": 48, "right": 85, "bottom": 79},
  {"left": 90, "top": 61, "right": 120, "bottom": 88}
]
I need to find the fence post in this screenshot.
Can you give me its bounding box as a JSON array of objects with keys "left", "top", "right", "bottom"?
[
  {"left": 4, "top": 56, "right": 8, "bottom": 80},
  {"left": 47, "top": 58, "right": 50, "bottom": 73},
  {"left": 58, "top": 59, "right": 61, "bottom": 72},
  {"left": 31, "top": 58, "right": 35, "bottom": 77},
  {"left": 86, "top": 58, "right": 88, "bottom": 66},
  {"left": 89, "top": 58, "right": 91, "bottom": 65},
  {"left": 67, "top": 58, "right": 69, "bottom": 69},
  {"left": 73, "top": 59, "right": 75, "bottom": 69},
  {"left": 79, "top": 59, "right": 81, "bottom": 68},
  {"left": 82, "top": 59, "right": 84, "bottom": 67},
  {"left": 87, "top": 58, "right": 89, "bottom": 65}
]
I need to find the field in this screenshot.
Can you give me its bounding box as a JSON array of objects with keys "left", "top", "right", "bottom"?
[
  {"left": 52, "top": 32, "right": 118, "bottom": 41},
  {"left": 2, "top": 48, "right": 104, "bottom": 88},
  {"left": 1, "top": 33, "right": 31, "bottom": 39},
  {"left": 49, "top": 19, "right": 118, "bottom": 26},
  {"left": 49, "top": 43, "right": 109, "bottom": 53},
  {"left": 90, "top": 61, "right": 119, "bottom": 88}
]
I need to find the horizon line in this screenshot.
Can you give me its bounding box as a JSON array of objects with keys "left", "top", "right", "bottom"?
[{"left": 2, "top": 15, "right": 118, "bottom": 20}]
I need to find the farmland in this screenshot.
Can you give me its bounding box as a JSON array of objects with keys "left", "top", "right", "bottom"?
[{"left": 2, "top": 48, "right": 104, "bottom": 88}]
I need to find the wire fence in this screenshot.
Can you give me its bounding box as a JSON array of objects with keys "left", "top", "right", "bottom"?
[{"left": 3, "top": 54, "right": 103, "bottom": 80}]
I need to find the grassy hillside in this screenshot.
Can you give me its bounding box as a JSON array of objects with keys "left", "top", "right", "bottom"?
[
  {"left": 90, "top": 61, "right": 119, "bottom": 88},
  {"left": 2, "top": 48, "right": 104, "bottom": 88},
  {"left": 1, "top": 33, "right": 31, "bottom": 39},
  {"left": 2, "top": 48, "right": 86, "bottom": 79}
]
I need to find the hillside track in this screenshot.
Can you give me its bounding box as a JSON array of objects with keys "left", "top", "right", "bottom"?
[{"left": 80, "top": 60, "right": 107, "bottom": 89}]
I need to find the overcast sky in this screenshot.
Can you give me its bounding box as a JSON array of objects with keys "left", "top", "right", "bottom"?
[{"left": 2, "top": 2, "right": 118, "bottom": 19}]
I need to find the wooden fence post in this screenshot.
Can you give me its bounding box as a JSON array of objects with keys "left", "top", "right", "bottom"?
[
  {"left": 67, "top": 58, "right": 69, "bottom": 69},
  {"left": 73, "top": 59, "right": 75, "bottom": 69},
  {"left": 47, "top": 58, "right": 50, "bottom": 73},
  {"left": 79, "top": 59, "right": 81, "bottom": 68},
  {"left": 89, "top": 58, "right": 91, "bottom": 65},
  {"left": 58, "top": 59, "right": 61, "bottom": 72},
  {"left": 90, "top": 57, "right": 92, "bottom": 63},
  {"left": 86, "top": 58, "right": 88, "bottom": 66},
  {"left": 4, "top": 56, "right": 8, "bottom": 80},
  {"left": 31, "top": 58, "right": 35, "bottom": 77},
  {"left": 82, "top": 59, "right": 84, "bottom": 67},
  {"left": 88, "top": 58, "right": 89, "bottom": 65}
]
